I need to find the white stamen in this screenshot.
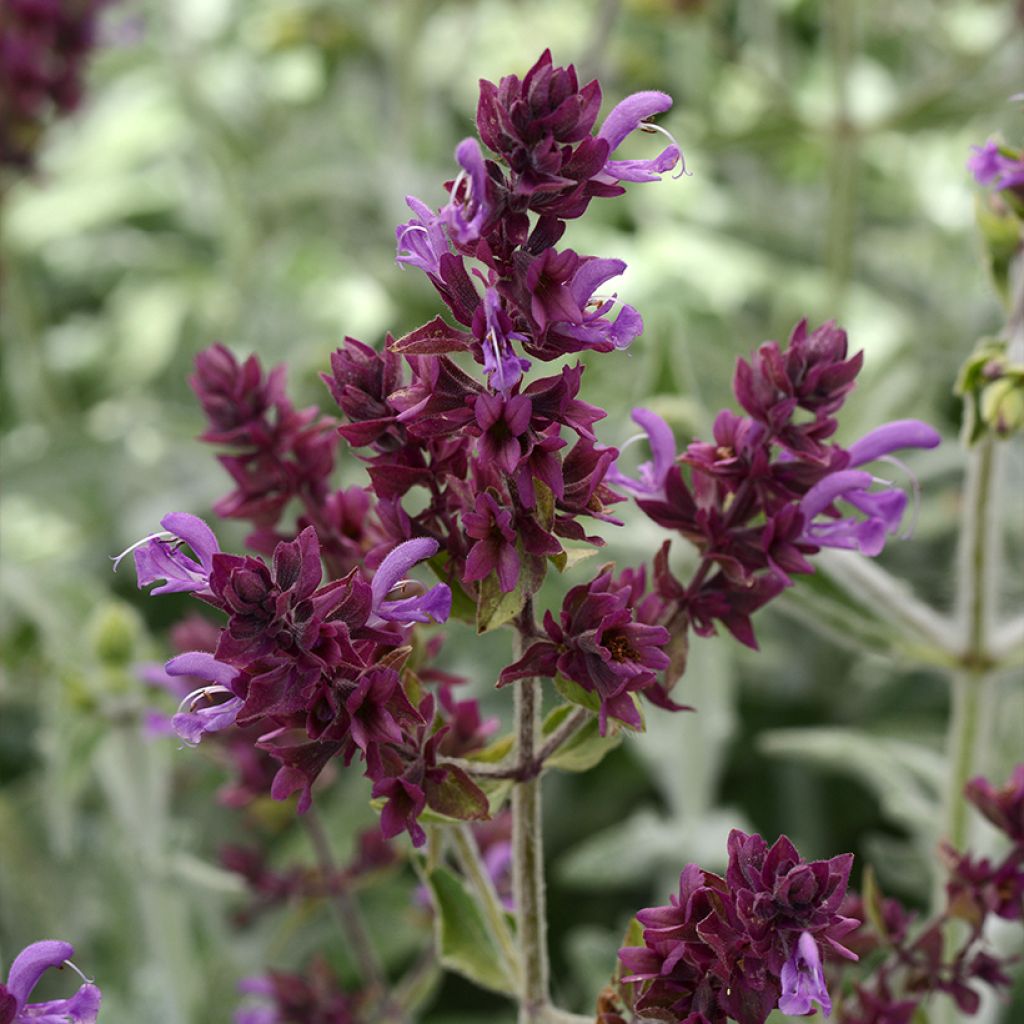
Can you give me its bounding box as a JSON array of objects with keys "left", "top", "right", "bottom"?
[
  {"left": 639, "top": 121, "right": 690, "bottom": 178},
  {"left": 111, "top": 531, "right": 172, "bottom": 572},
  {"left": 61, "top": 959, "right": 94, "bottom": 985},
  {"left": 176, "top": 684, "right": 234, "bottom": 716},
  {"left": 878, "top": 454, "right": 921, "bottom": 539}
]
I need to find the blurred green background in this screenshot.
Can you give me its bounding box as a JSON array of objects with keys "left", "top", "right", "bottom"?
[{"left": 1, "top": 1, "right": 1022, "bottom": 1021}]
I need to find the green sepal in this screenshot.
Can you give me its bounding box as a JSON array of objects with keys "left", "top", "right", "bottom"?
[
  {"left": 425, "top": 866, "right": 518, "bottom": 995},
  {"left": 549, "top": 546, "right": 598, "bottom": 573},
  {"left": 542, "top": 704, "right": 620, "bottom": 773},
  {"left": 475, "top": 548, "right": 546, "bottom": 633},
  {"left": 424, "top": 764, "right": 489, "bottom": 822}
]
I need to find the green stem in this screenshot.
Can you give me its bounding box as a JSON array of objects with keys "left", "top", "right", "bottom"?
[
  {"left": 452, "top": 824, "right": 521, "bottom": 983},
  {"left": 513, "top": 604, "right": 550, "bottom": 1024},
  {"left": 942, "top": 433, "right": 1002, "bottom": 857},
  {"left": 302, "top": 810, "right": 404, "bottom": 1021}
]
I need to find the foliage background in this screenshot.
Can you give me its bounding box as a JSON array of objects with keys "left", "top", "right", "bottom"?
[{"left": 1, "top": 0, "right": 1022, "bottom": 1021}]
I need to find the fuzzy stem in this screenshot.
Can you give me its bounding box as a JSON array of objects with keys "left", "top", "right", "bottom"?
[
  {"left": 452, "top": 823, "right": 522, "bottom": 982},
  {"left": 943, "top": 434, "right": 1002, "bottom": 857},
  {"left": 513, "top": 602, "right": 550, "bottom": 1023},
  {"left": 302, "top": 809, "right": 403, "bottom": 1020}
]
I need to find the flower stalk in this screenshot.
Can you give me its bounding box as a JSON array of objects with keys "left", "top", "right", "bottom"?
[
  {"left": 451, "top": 824, "right": 521, "bottom": 984},
  {"left": 513, "top": 604, "right": 550, "bottom": 1024}
]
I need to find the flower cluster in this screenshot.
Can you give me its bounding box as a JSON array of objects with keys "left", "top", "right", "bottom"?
[
  {"left": 0, "top": 0, "right": 112, "bottom": 169},
  {"left": 615, "top": 829, "right": 857, "bottom": 1023},
  {"left": 191, "top": 344, "right": 382, "bottom": 577},
  {"left": 125, "top": 512, "right": 490, "bottom": 846},
  {"left": 615, "top": 319, "right": 940, "bottom": 650},
  {"left": 832, "top": 766, "right": 1023, "bottom": 1023},
  {"left": 235, "top": 958, "right": 361, "bottom": 1024},
  {"left": 0, "top": 941, "right": 100, "bottom": 1024}
]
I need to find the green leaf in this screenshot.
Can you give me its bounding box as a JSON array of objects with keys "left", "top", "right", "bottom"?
[
  {"left": 542, "top": 705, "right": 620, "bottom": 773},
  {"left": 476, "top": 549, "right": 546, "bottom": 634},
  {"left": 553, "top": 674, "right": 602, "bottom": 715},
  {"left": 549, "top": 546, "right": 598, "bottom": 573},
  {"left": 425, "top": 765, "right": 489, "bottom": 822},
  {"left": 759, "top": 728, "right": 944, "bottom": 839},
  {"left": 426, "top": 866, "right": 517, "bottom": 995},
  {"left": 861, "top": 864, "right": 889, "bottom": 943}
]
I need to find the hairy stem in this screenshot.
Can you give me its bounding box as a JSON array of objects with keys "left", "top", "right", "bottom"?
[
  {"left": 452, "top": 823, "right": 522, "bottom": 983},
  {"left": 303, "top": 809, "right": 402, "bottom": 1019},
  {"left": 513, "top": 602, "right": 550, "bottom": 1023}
]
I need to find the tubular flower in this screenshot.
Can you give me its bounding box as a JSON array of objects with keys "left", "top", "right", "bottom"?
[
  {"left": 118, "top": 512, "right": 220, "bottom": 596},
  {"left": 0, "top": 941, "right": 101, "bottom": 1024},
  {"left": 778, "top": 931, "right": 832, "bottom": 1016}
]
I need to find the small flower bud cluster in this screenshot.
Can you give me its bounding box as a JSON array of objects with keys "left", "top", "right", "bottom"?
[
  {"left": 0, "top": 0, "right": 111, "bottom": 169},
  {"left": 616, "top": 320, "right": 940, "bottom": 651},
  {"left": 129, "top": 514, "right": 490, "bottom": 847},
  {"left": 235, "top": 958, "right": 360, "bottom": 1024},
  {"left": 614, "top": 829, "right": 857, "bottom": 1024},
  {"left": 834, "top": 766, "right": 1023, "bottom": 1022}
]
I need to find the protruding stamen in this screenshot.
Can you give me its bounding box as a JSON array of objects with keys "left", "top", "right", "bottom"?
[
  {"left": 878, "top": 454, "right": 921, "bottom": 539},
  {"left": 111, "top": 531, "right": 172, "bottom": 572},
  {"left": 176, "top": 684, "right": 234, "bottom": 716},
  {"left": 61, "top": 959, "right": 95, "bottom": 985},
  {"left": 639, "top": 120, "right": 689, "bottom": 178}
]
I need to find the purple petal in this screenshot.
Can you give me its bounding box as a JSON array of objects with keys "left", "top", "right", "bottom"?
[
  {"left": 165, "top": 651, "right": 237, "bottom": 688},
  {"left": 371, "top": 538, "right": 441, "bottom": 610},
  {"left": 172, "top": 696, "right": 243, "bottom": 746},
  {"left": 377, "top": 584, "right": 452, "bottom": 625},
  {"left": 569, "top": 257, "right": 627, "bottom": 306},
  {"left": 6, "top": 941, "right": 74, "bottom": 1004},
  {"left": 778, "top": 931, "right": 831, "bottom": 1017},
  {"left": 19, "top": 984, "right": 102, "bottom": 1024},
  {"left": 160, "top": 512, "right": 219, "bottom": 568},
  {"left": 603, "top": 144, "right": 682, "bottom": 183},
  {"left": 799, "top": 469, "right": 874, "bottom": 521},
  {"left": 598, "top": 91, "right": 674, "bottom": 150},
  {"left": 847, "top": 419, "right": 940, "bottom": 467}
]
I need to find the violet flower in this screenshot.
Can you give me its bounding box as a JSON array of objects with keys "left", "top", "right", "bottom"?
[
  {"left": 442, "top": 137, "right": 492, "bottom": 244},
  {"left": 967, "top": 140, "right": 1024, "bottom": 191},
  {"left": 799, "top": 419, "right": 940, "bottom": 555},
  {"left": 476, "top": 287, "right": 531, "bottom": 393},
  {"left": 368, "top": 537, "right": 452, "bottom": 626},
  {"left": 596, "top": 90, "right": 683, "bottom": 182},
  {"left": 166, "top": 651, "right": 243, "bottom": 747},
  {"left": 116, "top": 512, "right": 220, "bottom": 595},
  {"left": 778, "top": 931, "right": 832, "bottom": 1017},
  {"left": 395, "top": 195, "right": 449, "bottom": 276},
  {"left": 608, "top": 407, "right": 678, "bottom": 499},
  {"left": 0, "top": 941, "right": 101, "bottom": 1024}
]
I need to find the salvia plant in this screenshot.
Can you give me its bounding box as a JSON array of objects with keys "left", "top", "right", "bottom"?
[{"left": 8, "top": 50, "right": 1022, "bottom": 1024}]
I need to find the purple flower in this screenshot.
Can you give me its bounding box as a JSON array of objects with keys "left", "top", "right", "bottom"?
[
  {"left": 965, "top": 764, "right": 1024, "bottom": 844},
  {"left": 799, "top": 419, "right": 940, "bottom": 556},
  {"left": 608, "top": 407, "right": 678, "bottom": 499},
  {"left": 166, "top": 651, "right": 243, "bottom": 747},
  {"left": 442, "top": 137, "right": 492, "bottom": 244},
  {"left": 462, "top": 493, "right": 520, "bottom": 593},
  {"left": 395, "top": 195, "right": 449, "bottom": 276},
  {"left": 0, "top": 941, "right": 101, "bottom": 1024},
  {"left": 475, "top": 287, "right": 531, "bottom": 392},
  {"left": 596, "top": 90, "right": 683, "bottom": 183},
  {"left": 967, "top": 140, "right": 1024, "bottom": 190},
  {"left": 369, "top": 537, "right": 452, "bottom": 626},
  {"left": 778, "top": 931, "right": 832, "bottom": 1017},
  {"left": 118, "top": 512, "right": 220, "bottom": 595},
  {"left": 501, "top": 568, "right": 670, "bottom": 734}
]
